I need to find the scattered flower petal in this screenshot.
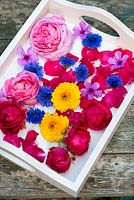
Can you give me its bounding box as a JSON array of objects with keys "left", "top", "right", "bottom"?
[
  {"left": 20, "top": 130, "right": 45, "bottom": 162},
  {"left": 3, "top": 134, "right": 21, "bottom": 148}
]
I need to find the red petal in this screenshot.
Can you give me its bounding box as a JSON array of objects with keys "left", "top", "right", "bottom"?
[
  {"left": 80, "top": 58, "right": 95, "bottom": 75},
  {"left": 44, "top": 61, "right": 65, "bottom": 76},
  {"left": 20, "top": 130, "right": 45, "bottom": 162},
  {"left": 3, "top": 134, "right": 21, "bottom": 148},
  {"left": 66, "top": 53, "right": 79, "bottom": 62},
  {"left": 99, "top": 50, "right": 113, "bottom": 65},
  {"left": 81, "top": 46, "right": 99, "bottom": 61},
  {"left": 101, "top": 92, "right": 116, "bottom": 108},
  {"left": 41, "top": 78, "right": 50, "bottom": 87}
]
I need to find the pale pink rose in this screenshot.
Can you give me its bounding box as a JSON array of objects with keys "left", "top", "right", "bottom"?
[
  {"left": 2, "top": 71, "right": 40, "bottom": 106},
  {"left": 30, "top": 16, "right": 74, "bottom": 60}
]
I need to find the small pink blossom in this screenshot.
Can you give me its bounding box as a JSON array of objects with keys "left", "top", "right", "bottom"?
[
  {"left": 101, "top": 87, "right": 127, "bottom": 108},
  {"left": 73, "top": 21, "right": 91, "bottom": 39},
  {"left": 17, "top": 47, "right": 38, "bottom": 66},
  {"left": 108, "top": 51, "right": 129, "bottom": 70},
  {"left": 81, "top": 82, "right": 102, "bottom": 99}
]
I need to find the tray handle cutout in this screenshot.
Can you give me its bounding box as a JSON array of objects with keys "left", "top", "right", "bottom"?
[{"left": 51, "top": 0, "right": 134, "bottom": 49}]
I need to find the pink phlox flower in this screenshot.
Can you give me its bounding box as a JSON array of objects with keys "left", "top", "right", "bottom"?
[
  {"left": 73, "top": 21, "right": 91, "bottom": 39},
  {"left": 108, "top": 51, "right": 129, "bottom": 70},
  {"left": 81, "top": 82, "right": 102, "bottom": 99},
  {"left": 17, "top": 47, "right": 38, "bottom": 66}
]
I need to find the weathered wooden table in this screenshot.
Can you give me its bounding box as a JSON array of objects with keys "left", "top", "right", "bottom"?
[{"left": 0, "top": 0, "right": 134, "bottom": 199}]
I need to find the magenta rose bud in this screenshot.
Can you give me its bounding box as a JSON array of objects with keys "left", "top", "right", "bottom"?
[
  {"left": 0, "top": 101, "right": 26, "bottom": 135},
  {"left": 82, "top": 99, "right": 112, "bottom": 130},
  {"left": 30, "top": 16, "right": 74, "bottom": 60},
  {"left": 2, "top": 70, "right": 39, "bottom": 106},
  {"left": 46, "top": 147, "right": 71, "bottom": 173},
  {"left": 65, "top": 125, "right": 91, "bottom": 156}
]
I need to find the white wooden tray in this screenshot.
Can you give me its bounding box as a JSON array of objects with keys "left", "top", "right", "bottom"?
[{"left": 0, "top": 0, "right": 134, "bottom": 197}]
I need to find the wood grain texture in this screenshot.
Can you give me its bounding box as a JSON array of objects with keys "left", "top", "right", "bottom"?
[
  {"left": 0, "top": 0, "right": 134, "bottom": 199},
  {"left": 0, "top": 154, "right": 134, "bottom": 199}
]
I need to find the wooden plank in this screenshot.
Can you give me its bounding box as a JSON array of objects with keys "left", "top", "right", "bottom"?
[
  {"left": 0, "top": 0, "right": 134, "bottom": 40},
  {"left": 0, "top": 154, "right": 134, "bottom": 198}
]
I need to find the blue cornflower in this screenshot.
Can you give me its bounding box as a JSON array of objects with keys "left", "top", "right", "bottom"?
[
  {"left": 37, "top": 86, "right": 54, "bottom": 107},
  {"left": 107, "top": 75, "right": 123, "bottom": 88},
  {"left": 60, "top": 56, "right": 75, "bottom": 67},
  {"left": 24, "top": 62, "right": 44, "bottom": 78},
  {"left": 27, "top": 108, "right": 45, "bottom": 124},
  {"left": 75, "top": 64, "right": 89, "bottom": 82},
  {"left": 82, "top": 33, "right": 102, "bottom": 49}
]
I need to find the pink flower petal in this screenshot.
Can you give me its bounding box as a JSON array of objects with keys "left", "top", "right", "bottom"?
[
  {"left": 19, "top": 130, "right": 45, "bottom": 162},
  {"left": 3, "top": 134, "right": 21, "bottom": 148},
  {"left": 101, "top": 92, "right": 116, "bottom": 108},
  {"left": 44, "top": 61, "right": 65, "bottom": 76},
  {"left": 17, "top": 47, "right": 25, "bottom": 56},
  {"left": 99, "top": 50, "right": 113, "bottom": 65},
  {"left": 101, "top": 87, "right": 127, "bottom": 108}
]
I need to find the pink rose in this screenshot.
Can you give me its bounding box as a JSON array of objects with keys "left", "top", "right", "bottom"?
[
  {"left": 30, "top": 16, "right": 74, "bottom": 60},
  {"left": 65, "top": 125, "right": 91, "bottom": 156},
  {"left": 2, "top": 71, "right": 39, "bottom": 106},
  {"left": 46, "top": 147, "right": 71, "bottom": 173}
]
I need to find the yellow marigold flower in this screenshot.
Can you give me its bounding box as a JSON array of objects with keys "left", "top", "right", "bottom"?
[
  {"left": 40, "top": 113, "right": 69, "bottom": 142},
  {"left": 51, "top": 82, "right": 80, "bottom": 112}
]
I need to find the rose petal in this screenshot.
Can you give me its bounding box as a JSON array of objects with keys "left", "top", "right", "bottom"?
[
  {"left": 20, "top": 130, "right": 45, "bottom": 163},
  {"left": 3, "top": 134, "right": 21, "bottom": 148},
  {"left": 44, "top": 61, "right": 65, "bottom": 76}
]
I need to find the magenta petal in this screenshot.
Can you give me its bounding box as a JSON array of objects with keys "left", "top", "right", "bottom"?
[
  {"left": 25, "top": 130, "right": 38, "bottom": 143},
  {"left": 20, "top": 130, "right": 45, "bottom": 163},
  {"left": 114, "top": 51, "right": 122, "bottom": 59},
  {"left": 27, "top": 47, "right": 34, "bottom": 55},
  {"left": 92, "top": 82, "right": 100, "bottom": 89},
  {"left": 116, "top": 87, "right": 127, "bottom": 96},
  {"left": 3, "top": 134, "right": 21, "bottom": 148},
  {"left": 17, "top": 47, "right": 25, "bottom": 56},
  {"left": 73, "top": 27, "right": 81, "bottom": 36},
  {"left": 94, "top": 90, "right": 102, "bottom": 97},
  {"left": 101, "top": 92, "right": 116, "bottom": 108},
  {"left": 29, "top": 146, "right": 46, "bottom": 163},
  {"left": 17, "top": 58, "right": 27, "bottom": 66},
  {"left": 99, "top": 51, "right": 113, "bottom": 65}
]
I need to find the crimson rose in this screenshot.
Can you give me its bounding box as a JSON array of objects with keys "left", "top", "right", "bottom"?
[
  {"left": 65, "top": 125, "right": 91, "bottom": 156},
  {"left": 0, "top": 101, "right": 26, "bottom": 135},
  {"left": 46, "top": 147, "right": 71, "bottom": 173},
  {"left": 82, "top": 99, "right": 112, "bottom": 130}
]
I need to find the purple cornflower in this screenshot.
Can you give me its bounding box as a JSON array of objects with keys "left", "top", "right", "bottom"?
[
  {"left": 17, "top": 47, "right": 38, "bottom": 66},
  {"left": 73, "top": 21, "right": 91, "bottom": 39},
  {"left": 108, "top": 51, "right": 129, "bottom": 70},
  {"left": 81, "top": 82, "right": 102, "bottom": 99}
]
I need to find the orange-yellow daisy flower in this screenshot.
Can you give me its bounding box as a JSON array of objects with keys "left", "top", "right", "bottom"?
[
  {"left": 51, "top": 82, "right": 80, "bottom": 112},
  {"left": 40, "top": 113, "right": 69, "bottom": 142}
]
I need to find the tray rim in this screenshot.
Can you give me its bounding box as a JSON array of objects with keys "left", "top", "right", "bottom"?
[{"left": 0, "top": 0, "right": 134, "bottom": 197}]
